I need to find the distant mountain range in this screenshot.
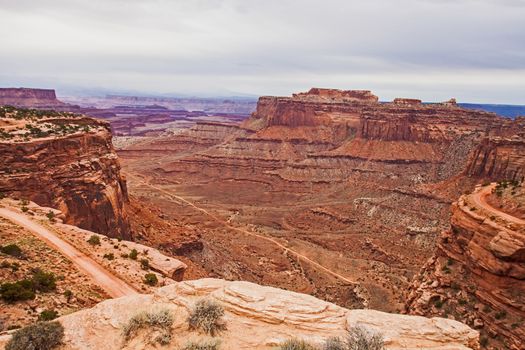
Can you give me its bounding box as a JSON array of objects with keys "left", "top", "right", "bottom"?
[{"left": 459, "top": 103, "right": 525, "bottom": 118}]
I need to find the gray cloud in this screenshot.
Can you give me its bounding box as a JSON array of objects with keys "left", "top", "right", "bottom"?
[{"left": 0, "top": 0, "right": 524, "bottom": 103}]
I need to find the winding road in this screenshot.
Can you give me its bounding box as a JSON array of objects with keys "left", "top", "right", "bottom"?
[
  {"left": 0, "top": 207, "right": 137, "bottom": 298},
  {"left": 126, "top": 173, "right": 357, "bottom": 285},
  {"left": 471, "top": 184, "right": 525, "bottom": 225}
]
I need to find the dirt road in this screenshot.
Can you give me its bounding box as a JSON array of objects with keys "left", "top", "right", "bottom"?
[
  {"left": 126, "top": 173, "right": 357, "bottom": 285},
  {"left": 471, "top": 184, "right": 525, "bottom": 225},
  {"left": 0, "top": 207, "right": 137, "bottom": 298}
]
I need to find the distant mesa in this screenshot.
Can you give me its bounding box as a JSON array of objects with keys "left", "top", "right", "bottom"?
[
  {"left": 293, "top": 87, "right": 379, "bottom": 103},
  {"left": 0, "top": 87, "right": 65, "bottom": 108},
  {"left": 393, "top": 98, "right": 422, "bottom": 105}
]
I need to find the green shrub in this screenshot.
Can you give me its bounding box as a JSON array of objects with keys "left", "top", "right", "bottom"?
[
  {"left": 64, "top": 290, "right": 73, "bottom": 302},
  {"left": 103, "top": 253, "right": 115, "bottom": 260},
  {"left": 21, "top": 206, "right": 29, "bottom": 213},
  {"left": 5, "top": 321, "right": 64, "bottom": 350},
  {"left": 0, "top": 280, "right": 35, "bottom": 302},
  {"left": 140, "top": 258, "right": 149, "bottom": 270},
  {"left": 144, "top": 273, "right": 158, "bottom": 286},
  {"left": 39, "top": 310, "right": 59, "bottom": 321},
  {"left": 46, "top": 211, "right": 55, "bottom": 222},
  {"left": 188, "top": 299, "right": 226, "bottom": 336},
  {"left": 129, "top": 248, "right": 138, "bottom": 260},
  {"left": 31, "top": 269, "right": 56, "bottom": 292},
  {"left": 0, "top": 244, "right": 23, "bottom": 258},
  {"left": 87, "top": 235, "right": 100, "bottom": 246},
  {"left": 279, "top": 339, "right": 318, "bottom": 350},
  {"left": 121, "top": 308, "right": 174, "bottom": 344}
]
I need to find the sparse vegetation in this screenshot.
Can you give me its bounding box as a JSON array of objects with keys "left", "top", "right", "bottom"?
[
  {"left": 0, "top": 244, "right": 23, "bottom": 258},
  {"left": 188, "top": 299, "right": 226, "bottom": 336},
  {"left": 46, "top": 211, "right": 55, "bottom": 222},
  {"left": 121, "top": 308, "right": 174, "bottom": 345},
  {"left": 39, "top": 310, "right": 59, "bottom": 321},
  {"left": 140, "top": 258, "right": 150, "bottom": 270},
  {"left": 279, "top": 339, "right": 318, "bottom": 350},
  {"left": 0, "top": 279, "right": 36, "bottom": 302},
  {"left": 144, "top": 273, "right": 158, "bottom": 286},
  {"left": 31, "top": 269, "right": 56, "bottom": 292},
  {"left": 5, "top": 321, "right": 64, "bottom": 350},
  {"left": 495, "top": 310, "right": 507, "bottom": 320},
  {"left": 87, "top": 235, "right": 101, "bottom": 246},
  {"left": 103, "top": 253, "right": 115, "bottom": 260},
  {"left": 182, "top": 339, "right": 221, "bottom": 350},
  {"left": 323, "top": 337, "right": 345, "bottom": 350},
  {"left": 129, "top": 248, "right": 138, "bottom": 260},
  {"left": 64, "top": 289, "right": 73, "bottom": 302}
]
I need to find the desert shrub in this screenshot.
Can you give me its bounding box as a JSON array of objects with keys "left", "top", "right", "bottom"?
[
  {"left": 279, "top": 339, "right": 318, "bottom": 350},
  {"left": 495, "top": 310, "right": 507, "bottom": 320},
  {"left": 31, "top": 269, "right": 56, "bottom": 292},
  {"left": 5, "top": 321, "right": 64, "bottom": 350},
  {"left": 346, "top": 326, "right": 385, "bottom": 350},
  {"left": 46, "top": 211, "right": 55, "bottom": 222},
  {"left": 121, "top": 253, "right": 129, "bottom": 258},
  {"left": 182, "top": 339, "right": 221, "bottom": 350},
  {"left": 103, "top": 253, "right": 115, "bottom": 260},
  {"left": 188, "top": 299, "right": 226, "bottom": 336},
  {"left": 0, "top": 191, "right": 5, "bottom": 199},
  {"left": 121, "top": 308, "right": 174, "bottom": 344},
  {"left": 140, "top": 258, "right": 150, "bottom": 270},
  {"left": 129, "top": 248, "right": 138, "bottom": 260},
  {"left": 39, "top": 310, "right": 59, "bottom": 321},
  {"left": 324, "top": 337, "right": 345, "bottom": 350},
  {"left": 1, "top": 261, "right": 11, "bottom": 268},
  {"left": 87, "top": 235, "right": 100, "bottom": 246},
  {"left": 144, "top": 273, "right": 158, "bottom": 286},
  {"left": 0, "top": 280, "right": 35, "bottom": 302},
  {"left": 21, "top": 206, "right": 29, "bottom": 213},
  {"left": 64, "top": 289, "right": 73, "bottom": 302},
  {"left": 0, "top": 244, "right": 23, "bottom": 258}
]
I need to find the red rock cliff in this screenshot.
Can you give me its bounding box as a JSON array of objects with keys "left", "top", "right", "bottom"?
[
  {"left": 0, "top": 108, "right": 130, "bottom": 238},
  {"left": 407, "top": 184, "right": 525, "bottom": 349}
]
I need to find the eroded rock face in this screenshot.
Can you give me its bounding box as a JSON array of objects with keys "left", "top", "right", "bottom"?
[
  {"left": 0, "top": 279, "right": 479, "bottom": 350},
  {"left": 0, "top": 88, "right": 65, "bottom": 108},
  {"left": 0, "top": 114, "right": 130, "bottom": 238},
  {"left": 119, "top": 88, "right": 525, "bottom": 313},
  {"left": 407, "top": 185, "right": 525, "bottom": 349}
]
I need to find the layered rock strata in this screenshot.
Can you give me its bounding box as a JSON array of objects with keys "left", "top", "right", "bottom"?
[
  {"left": 407, "top": 184, "right": 525, "bottom": 349},
  {"left": 0, "top": 108, "right": 130, "bottom": 237}
]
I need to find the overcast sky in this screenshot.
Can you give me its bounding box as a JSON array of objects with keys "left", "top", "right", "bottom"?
[{"left": 1, "top": 0, "right": 524, "bottom": 103}]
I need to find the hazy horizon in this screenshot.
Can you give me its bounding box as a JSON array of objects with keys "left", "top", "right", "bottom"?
[{"left": 1, "top": 0, "right": 525, "bottom": 104}]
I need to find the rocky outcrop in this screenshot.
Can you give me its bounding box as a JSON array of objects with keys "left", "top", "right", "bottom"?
[
  {"left": 0, "top": 109, "right": 130, "bottom": 238},
  {"left": 0, "top": 88, "right": 65, "bottom": 108},
  {"left": 0, "top": 278, "right": 479, "bottom": 349},
  {"left": 407, "top": 184, "right": 525, "bottom": 349}
]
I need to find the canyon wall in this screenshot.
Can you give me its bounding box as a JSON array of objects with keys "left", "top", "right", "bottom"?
[
  {"left": 0, "top": 88, "right": 65, "bottom": 108},
  {"left": 407, "top": 184, "right": 525, "bottom": 349},
  {"left": 0, "top": 109, "right": 130, "bottom": 238},
  {"left": 120, "top": 88, "right": 524, "bottom": 313}
]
